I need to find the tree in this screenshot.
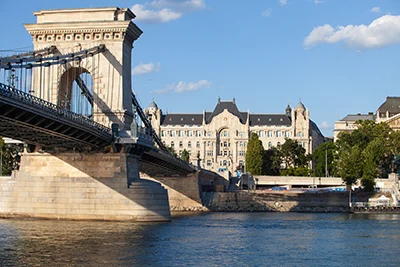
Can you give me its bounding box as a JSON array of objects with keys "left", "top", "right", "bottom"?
[
  {"left": 361, "top": 138, "right": 385, "bottom": 191},
  {"left": 245, "top": 133, "right": 265, "bottom": 175},
  {"left": 335, "top": 145, "right": 363, "bottom": 187},
  {"left": 280, "top": 138, "right": 308, "bottom": 169},
  {"left": 263, "top": 147, "right": 282, "bottom": 175},
  {"left": 181, "top": 149, "right": 190, "bottom": 163},
  {"left": 0, "top": 138, "right": 21, "bottom": 175},
  {"left": 312, "top": 142, "right": 335, "bottom": 177}
]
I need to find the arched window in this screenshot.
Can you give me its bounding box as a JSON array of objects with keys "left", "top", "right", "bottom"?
[
  {"left": 268, "top": 142, "right": 272, "bottom": 148},
  {"left": 196, "top": 141, "right": 200, "bottom": 148},
  {"left": 221, "top": 130, "right": 230, "bottom": 137},
  {"left": 170, "top": 141, "right": 174, "bottom": 148},
  {"left": 179, "top": 141, "right": 183, "bottom": 148},
  {"left": 188, "top": 141, "right": 192, "bottom": 148}
]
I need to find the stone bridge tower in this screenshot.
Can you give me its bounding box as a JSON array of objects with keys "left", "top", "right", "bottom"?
[{"left": 24, "top": 7, "right": 142, "bottom": 129}]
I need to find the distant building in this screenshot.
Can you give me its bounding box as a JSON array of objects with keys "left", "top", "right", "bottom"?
[
  {"left": 333, "top": 113, "right": 375, "bottom": 142},
  {"left": 334, "top": 96, "right": 400, "bottom": 141},
  {"left": 145, "top": 98, "right": 325, "bottom": 173}
]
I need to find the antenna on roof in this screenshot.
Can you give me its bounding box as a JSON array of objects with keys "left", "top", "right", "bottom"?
[{"left": 218, "top": 96, "right": 220, "bottom": 103}]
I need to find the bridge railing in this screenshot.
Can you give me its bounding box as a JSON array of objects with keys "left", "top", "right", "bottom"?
[{"left": 0, "top": 82, "right": 112, "bottom": 136}]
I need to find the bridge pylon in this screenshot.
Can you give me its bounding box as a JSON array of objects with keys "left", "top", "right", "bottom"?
[{"left": 24, "top": 7, "right": 142, "bottom": 130}]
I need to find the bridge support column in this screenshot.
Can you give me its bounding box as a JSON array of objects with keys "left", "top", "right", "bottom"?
[{"left": 0, "top": 151, "right": 171, "bottom": 222}]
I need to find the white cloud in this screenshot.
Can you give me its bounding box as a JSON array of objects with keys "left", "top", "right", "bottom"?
[
  {"left": 319, "top": 121, "right": 331, "bottom": 130},
  {"left": 262, "top": 8, "right": 272, "bottom": 17},
  {"left": 132, "top": 0, "right": 206, "bottom": 23},
  {"left": 279, "top": 0, "right": 287, "bottom": 6},
  {"left": 131, "top": 4, "right": 182, "bottom": 23},
  {"left": 132, "top": 62, "right": 161, "bottom": 75},
  {"left": 314, "top": 0, "right": 323, "bottom": 4},
  {"left": 370, "top": 7, "right": 381, "bottom": 13},
  {"left": 304, "top": 15, "right": 400, "bottom": 49},
  {"left": 154, "top": 80, "right": 212, "bottom": 94}
]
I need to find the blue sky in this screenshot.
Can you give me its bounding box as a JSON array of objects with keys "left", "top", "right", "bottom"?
[{"left": 1, "top": 0, "right": 400, "bottom": 137}]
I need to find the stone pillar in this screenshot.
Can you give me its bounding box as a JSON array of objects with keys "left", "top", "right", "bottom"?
[
  {"left": 0, "top": 151, "right": 171, "bottom": 222},
  {"left": 25, "top": 7, "right": 143, "bottom": 129}
]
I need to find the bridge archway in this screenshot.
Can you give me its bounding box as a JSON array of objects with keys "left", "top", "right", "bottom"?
[{"left": 59, "top": 66, "right": 93, "bottom": 117}]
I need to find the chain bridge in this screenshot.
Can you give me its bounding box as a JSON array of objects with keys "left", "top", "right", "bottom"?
[{"left": 0, "top": 7, "right": 203, "bottom": 222}]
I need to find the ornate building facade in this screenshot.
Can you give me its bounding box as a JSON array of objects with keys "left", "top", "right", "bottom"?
[
  {"left": 334, "top": 97, "right": 400, "bottom": 141},
  {"left": 145, "top": 98, "right": 325, "bottom": 173}
]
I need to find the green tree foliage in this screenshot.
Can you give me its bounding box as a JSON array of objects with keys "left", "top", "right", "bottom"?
[
  {"left": 312, "top": 142, "right": 335, "bottom": 177},
  {"left": 0, "top": 138, "right": 21, "bottom": 176},
  {"left": 180, "top": 149, "right": 190, "bottom": 163},
  {"left": 280, "top": 138, "right": 308, "bottom": 169},
  {"left": 245, "top": 133, "right": 265, "bottom": 175},
  {"left": 263, "top": 147, "right": 281, "bottom": 175},
  {"left": 335, "top": 120, "right": 396, "bottom": 190},
  {"left": 166, "top": 145, "right": 177, "bottom": 157},
  {"left": 335, "top": 145, "right": 363, "bottom": 185}
]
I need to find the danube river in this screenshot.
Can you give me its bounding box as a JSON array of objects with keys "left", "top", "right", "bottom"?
[{"left": 1, "top": 212, "right": 399, "bottom": 266}]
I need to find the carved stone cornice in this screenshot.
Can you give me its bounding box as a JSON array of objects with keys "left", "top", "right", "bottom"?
[{"left": 24, "top": 21, "right": 142, "bottom": 44}]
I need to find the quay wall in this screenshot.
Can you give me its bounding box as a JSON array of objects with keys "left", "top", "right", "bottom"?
[
  {"left": 202, "top": 191, "right": 351, "bottom": 212},
  {"left": 0, "top": 152, "right": 170, "bottom": 221}
]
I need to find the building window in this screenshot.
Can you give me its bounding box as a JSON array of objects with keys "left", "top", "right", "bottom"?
[
  {"left": 207, "top": 160, "right": 212, "bottom": 166},
  {"left": 207, "top": 141, "right": 212, "bottom": 147},
  {"left": 298, "top": 132, "right": 303, "bottom": 137},
  {"left": 161, "top": 131, "right": 167, "bottom": 137},
  {"left": 179, "top": 141, "right": 183, "bottom": 148},
  {"left": 188, "top": 141, "right": 192, "bottom": 148},
  {"left": 196, "top": 130, "right": 201, "bottom": 137},
  {"left": 206, "top": 150, "right": 213, "bottom": 156},
  {"left": 221, "top": 130, "right": 229, "bottom": 137},
  {"left": 196, "top": 141, "right": 200, "bottom": 148},
  {"left": 207, "top": 131, "right": 212, "bottom": 137},
  {"left": 239, "top": 151, "right": 245, "bottom": 157},
  {"left": 268, "top": 142, "right": 272, "bottom": 148},
  {"left": 268, "top": 131, "right": 273, "bottom": 137},
  {"left": 223, "top": 151, "right": 227, "bottom": 156},
  {"left": 259, "top": 131, "right": 265, "bottom": 137},
  {"left": 277, "top": 131, "right": 282, "bottom": 137},
  {"left": 179, "top": 150, "right": 182, "bottom": 156},
  {"left": 239, "top": 141, "right": 244, "bottom": 147},
  {"left": 188, "top": 131, "right": 193, "bottom": 137},
  {"left": 277, "top": 142, "right": 281, "bottom": 146},
  {"left": 171, "top": 131, "right": 176, "bottom": 137},
  {"left": 285, "top": 131, "right": 290, "bottom": 138},
  {"left": 179, "top": 130, "right": 185, "bottom": 137},
  {"left": 170, "top": 141, "right": 174, "bottom": 148},
  {"left": 240, "top": 131, "right": 244, "bottom": 137}
]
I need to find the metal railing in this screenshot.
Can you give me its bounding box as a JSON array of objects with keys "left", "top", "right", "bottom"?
[{"left": 0, "top": 82, "right": 112, "bottom": 136}]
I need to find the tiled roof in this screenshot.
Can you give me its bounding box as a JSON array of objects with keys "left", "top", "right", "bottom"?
[
  {"left": 340, "top": 114, "right": 375, "bottom": 121},
  {"left": 206, "top": 101, "right": 247, "bottom": 124},
  {"left": 161, "top": 114, "right": 203, "bottom": 125},
  {"left": 249, "top": 114, "right": 291, "bottom": 126},
  {"left": 377, "top": 96, "right": 400, "bottom": 114}
]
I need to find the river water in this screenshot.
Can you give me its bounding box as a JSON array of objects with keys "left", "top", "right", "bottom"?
[{"left": 0, "top": 212, "right": 399, "bottom": 266}]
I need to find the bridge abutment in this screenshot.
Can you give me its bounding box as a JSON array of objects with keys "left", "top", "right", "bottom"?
[{"left": 0, "top": 151, "right": 171, "bottom": 221}]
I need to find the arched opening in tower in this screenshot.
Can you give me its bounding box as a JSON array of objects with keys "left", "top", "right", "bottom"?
[{"left": 59, "top": 66, "right": 93, "bottom": 118}]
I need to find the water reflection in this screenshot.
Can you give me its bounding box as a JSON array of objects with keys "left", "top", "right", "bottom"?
[{"left": 0, "top": 213, "right": 400, "bottom": 266}]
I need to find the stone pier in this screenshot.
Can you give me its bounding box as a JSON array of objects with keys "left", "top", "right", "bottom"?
[{"left": 0, "top": 152, "right": 171, "bottom": 221}]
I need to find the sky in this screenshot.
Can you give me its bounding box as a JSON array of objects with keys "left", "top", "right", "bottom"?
[{"left": 1, "top": 0, "right": 400, "bottom": 137}]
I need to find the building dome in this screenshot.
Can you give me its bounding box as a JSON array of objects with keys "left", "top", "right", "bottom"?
[
  {"left": 295, "top": 100, "right": 305, "bottom": 110},
  {"left": 148, "top": 99, "right": 158, "bottom": 109}
]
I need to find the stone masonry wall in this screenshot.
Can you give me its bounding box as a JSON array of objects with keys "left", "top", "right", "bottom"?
[
  {"left": 0, "top": 152, "right": 171, "bottom": 221},
  {"left": 203, "top": 191, "right": 350, "bottom": 212}
]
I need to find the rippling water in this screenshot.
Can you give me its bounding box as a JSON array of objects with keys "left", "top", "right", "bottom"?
[{"left": 1, "top": 212, "right": 400, "bottom": 266}]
